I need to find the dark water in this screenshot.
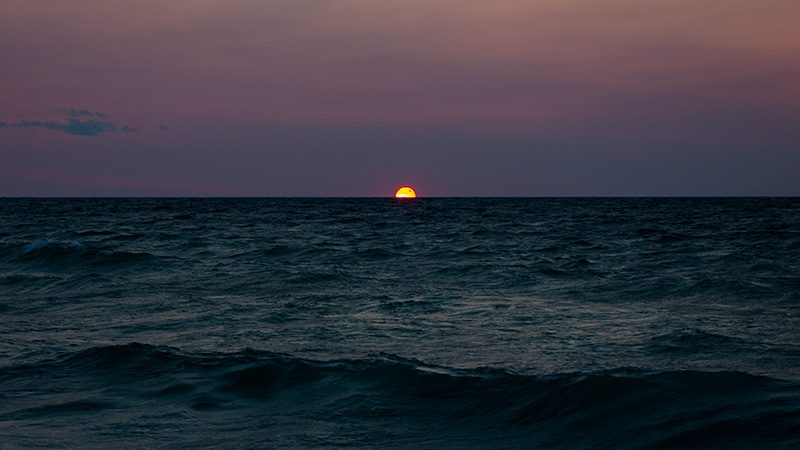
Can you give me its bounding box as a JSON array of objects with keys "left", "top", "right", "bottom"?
[{"left": 1, "top": 198, "right": 799, "bottom": 448}]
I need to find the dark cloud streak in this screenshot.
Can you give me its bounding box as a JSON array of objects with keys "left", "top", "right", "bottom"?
[{"left": 10, "top": 118, "right": 134, "bottom": 137}]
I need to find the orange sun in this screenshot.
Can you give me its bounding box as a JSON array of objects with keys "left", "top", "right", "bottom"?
[{"left": 394, "top": 186, "right": 417, "bottom": 198}]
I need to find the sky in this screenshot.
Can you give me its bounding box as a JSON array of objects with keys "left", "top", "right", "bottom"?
[{"left": 1, "top": 0, "right": 799, "bottom": 196}]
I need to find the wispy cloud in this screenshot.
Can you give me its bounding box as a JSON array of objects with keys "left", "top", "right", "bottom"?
[
  {"left": 2, "top": 109, "right": 138, "bottom": 136},
  {"left": 11, "top": 118, "right": 122, "bottom": 136},
  {"left": 60, "top": 108, "right": 110, "bottom": 119}
]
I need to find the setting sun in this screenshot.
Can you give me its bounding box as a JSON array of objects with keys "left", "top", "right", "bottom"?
[{"left": 394, "top": 186, "right": 417, "bottom": 198}]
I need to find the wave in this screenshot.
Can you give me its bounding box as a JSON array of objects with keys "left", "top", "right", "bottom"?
[
  {"left": 228, "top": 244, "right": 331, "bottom": 260},
  {"left": 22, "top": 239, "right": 86, "bottom": 254},
  {"left": 2, "top": 344, "right": 798, "bottom": 448},
  {"left": 1, "top": 240, "right": 160, "bottom": 269},
  {"left": 72, "top": 230, "right": 147, "bottom": 242},
  {"left": 74, "top": 230, "right": 117, "bottom": 237},
  {"left": 645, "top": 329, "right": 747, "bottom": 353}
]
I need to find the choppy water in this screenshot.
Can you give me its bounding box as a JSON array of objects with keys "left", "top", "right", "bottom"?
[{"left": 1, "top": 198, "right": 799, "bottom": 448}]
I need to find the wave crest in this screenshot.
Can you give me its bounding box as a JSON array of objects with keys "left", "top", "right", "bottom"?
[
  {"left": 2, "top": 240, "right": 159, "bottom": 269},
  {"left": 2, "top": 343, "right": 798, "bottom": 448}
]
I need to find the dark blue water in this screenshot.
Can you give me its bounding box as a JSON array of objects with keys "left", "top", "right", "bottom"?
[{"left": 1, "top": 198, "right": 799, "bottom": 448}]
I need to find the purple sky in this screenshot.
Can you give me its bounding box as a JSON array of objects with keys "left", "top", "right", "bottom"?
[{"left": 1, "top": 0, "right": 799, "bottom": 196}]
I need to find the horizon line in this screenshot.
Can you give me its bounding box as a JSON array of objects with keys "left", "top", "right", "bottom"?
[{"left": 2, "top": 195, "right": 798, "bottom": 199}]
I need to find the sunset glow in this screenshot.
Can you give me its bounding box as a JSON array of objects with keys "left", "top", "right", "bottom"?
[{"left": 1, "top": 0, "right": 799, "bottom": 196}]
